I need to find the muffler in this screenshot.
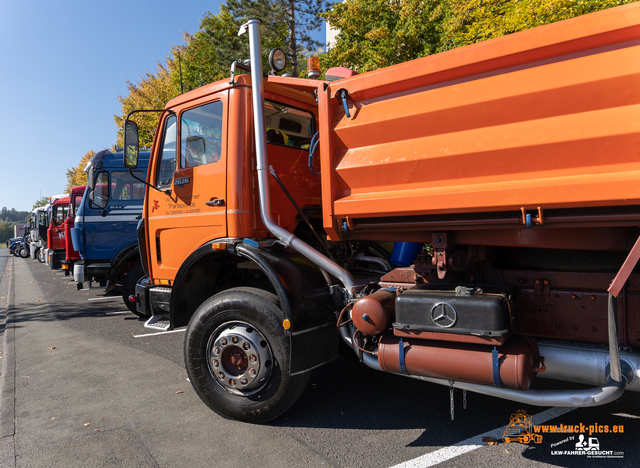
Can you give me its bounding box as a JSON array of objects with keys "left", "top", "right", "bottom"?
[{"left": 378, "top": 334, "right": 539, "bottom": 390}]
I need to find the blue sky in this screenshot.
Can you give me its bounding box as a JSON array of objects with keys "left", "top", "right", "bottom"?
[{"left": 0, "top": 0, "right": 327, "bottom": 212}]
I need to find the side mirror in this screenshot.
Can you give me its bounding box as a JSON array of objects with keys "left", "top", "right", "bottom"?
[
  {"left": 124, "top": 120, "right": 140, "bottom": 169},
  {"left": 87, "top": 167, "right": 95, "bottom": 191}
]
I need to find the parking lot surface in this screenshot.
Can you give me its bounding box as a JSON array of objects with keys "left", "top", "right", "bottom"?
[{"left": 1, "top": 250, "right": 639, "bottom": 467}]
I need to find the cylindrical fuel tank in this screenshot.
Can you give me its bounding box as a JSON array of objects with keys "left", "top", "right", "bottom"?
[
  {"left": 378, "top": 334, "right": 539, "bottom": 390},
  {"left": 352, "top": 289, "right": 396, "bottom": 335}
]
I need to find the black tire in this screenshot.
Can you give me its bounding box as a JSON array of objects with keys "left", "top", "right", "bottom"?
[
  {"left": 121, "top": 263, "right": 148, "bottom": 317},
  {"left": 185, "top": 287, "right": 310, "bottom": 423},
  {"left": 19, "top": 245, "right": 30, "bottom": 258}
]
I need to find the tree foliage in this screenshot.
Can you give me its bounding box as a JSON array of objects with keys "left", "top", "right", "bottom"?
[
  {"left": 436, "top": 0, "right": 638, "bottom": 52},
  {"left": 225, "top": 0, "right": 328, "bottom": 76},
  {"left": 1, "top": 207, "right": 29, "bottom": 223},
  {"left": 114, "top": 63, "right": 180, "bottom": 150},
  {"left": 322, "top": 0, "right": 637, "bottom": 72},
  {"left": 32, "top": 196, "right": 49, "bottom": 210},
  {"left": 321, "top": 0, "right": 440, "bottom": 73},
  {"left": 64, "top": 150, "right": 95, "bottom": 193}
]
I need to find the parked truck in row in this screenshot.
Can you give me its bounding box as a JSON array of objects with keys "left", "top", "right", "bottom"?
[
  {"left": 70, "top": 150, "right": 150, "bottom": 314},
  {"left": 124, "top": 4, "right": 640, "bottom": 423},
  {"left": 60, "top": 185, "right": 86, "bottom": 276},
  {"left": 29, "top": 194, "right": 67, "bottom": 263},
  {"left": 46, "top": 195, "right": 70, "bottom": 269}
]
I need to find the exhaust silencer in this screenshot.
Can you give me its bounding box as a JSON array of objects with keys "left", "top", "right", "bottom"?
[{"left": 378, "top": 334, "right": 539, "bottom": 390}]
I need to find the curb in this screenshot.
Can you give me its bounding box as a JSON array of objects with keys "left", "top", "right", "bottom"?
[{"left": 0, "top": 254, "right": 16, "bottom": 460}]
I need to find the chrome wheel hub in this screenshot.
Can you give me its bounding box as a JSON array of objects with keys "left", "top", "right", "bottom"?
[{"left": 207, "top": 322, "right": 273, "bottom": 395}]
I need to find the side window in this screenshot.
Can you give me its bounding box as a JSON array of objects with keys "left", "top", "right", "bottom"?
[
  {"left": 72, "top": 195, "right": 82, "bottom": 216},
  {"left": 91, "top": 172, "right": 109, "bottom": 209},
  {"left": 39, "top": 211, "right": 48, "bottom": 227},
  {"left": 157, "top": 114, "right": 177, "bottom": 187},
  {"left": 264, "top": 100, "right": 315, "bottom": 150},
  {"left": 180, "top": 101, "right": 223, "bottom": 168},
  {"left": 110, "top": 172, "right": 145, "bottom": 201},
  {"left": 54, "top": 207, "right": 65, "bottom": 225}
]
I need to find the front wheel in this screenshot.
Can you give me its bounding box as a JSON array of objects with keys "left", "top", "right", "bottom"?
[
  {"left": 37, "top": 248, "right": 45, "bottom": 263},
  {"left": 185, "top": 287, "right": 309, "bottom": 423},
  {"left": 121, "top": 263, "right": 148, "bottom": 317},
  {"left": 19, "top": 245, "right": 30, "bottom": 258}
]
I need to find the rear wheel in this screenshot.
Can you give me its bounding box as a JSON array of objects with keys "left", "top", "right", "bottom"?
[
  {"left": 121, "top": 263, "right": 148, "bottom": 317},
  {"left": 37, "top": 248, "right": 45, "bottom": 263},
  {"left": 185, "top": 287, "right": 309, "bottom": 423}
]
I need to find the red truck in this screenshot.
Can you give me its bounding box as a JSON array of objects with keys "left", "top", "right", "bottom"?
[
  {"left": 123, "top": 4, "right": 640, "bottom": 423},
  {"left": 46, "top": 196, "right": 70, "bottom": 269},
  {"left": 61, "top": 185, "right": 86, "bottom": 276}
]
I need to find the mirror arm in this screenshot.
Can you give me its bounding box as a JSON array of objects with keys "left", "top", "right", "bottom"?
[
  {"left": 125, "top": 108, "right": 171, "bottom": 121},
  {"left": 128, "top": 169, "right": 172, "bottom": 197}
]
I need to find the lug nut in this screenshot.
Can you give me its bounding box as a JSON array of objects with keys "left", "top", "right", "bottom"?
[
  {"left": 243, "top": 342, "right": 250, "bottom": 350},
  {"left": 241, "top": 378, "right": 248, "bottom": 385},
  {"left": 232, "top": 336, "right": 239, "bottom": 344},
  {"left": 221, "top": 338, "right": 228, "bottom": 346},
  {"left": 249, "top": 355, "right": 257, "bottom": 363}
]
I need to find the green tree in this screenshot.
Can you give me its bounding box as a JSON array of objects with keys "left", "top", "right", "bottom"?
[
  {"left": 321, "top": 0, "right": 440, "bottom": 73},
  {"left": 0, "top": 220, "right": 14, "bottom": 245},
  {"left": 32, "top": 197, "right": 49, "bottom": 210},
  {"left": 225, "top": 0, "right": 327, "bottom": 77},
  {"left": 114, "top": 63, "right": 180, "bottom": 150},
  {"left": 436, "top": 0, "right": 637, "bottom": 52},
  {"left": 321, "top": 0, "right": 637, "bottom": 71},
  {"left": 65, "top": 150, "right": 95, "bottom": 193},
  {"left": 170, "top": 7, "right": 240, "bottom": 92}
]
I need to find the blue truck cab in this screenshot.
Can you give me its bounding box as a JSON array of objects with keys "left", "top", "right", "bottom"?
[{"left": 71, "top": 149, "right": 150, "bottom": 313}]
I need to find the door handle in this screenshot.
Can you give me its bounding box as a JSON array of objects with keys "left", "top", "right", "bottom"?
[{"left": 206, "top": 199, "right": 225, "bottom": 206}]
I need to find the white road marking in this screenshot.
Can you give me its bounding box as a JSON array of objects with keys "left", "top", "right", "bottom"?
[
  {"left": 88, "top": 297, "right": 121, "bottom": 301},
  {"left": 611, "top": 412, "right": 640, "bottom": 419},
  {"left": 133, "top": 329, "right": 186, "bottom": 338},
  {"left": 104, "top": 311, "right": 130, "bottom": 315},
  {"left": 390, "top": 406, "right": 576, "bottom": 468}
]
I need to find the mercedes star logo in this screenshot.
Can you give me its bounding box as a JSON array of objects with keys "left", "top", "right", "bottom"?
[{"left": 430, "top": 302, "right": 458, "bottom": 328}]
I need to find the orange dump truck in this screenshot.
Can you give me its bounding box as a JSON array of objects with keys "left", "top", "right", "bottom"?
[{"left": 124, "top": 4, "right": 640, "bottom": 423}]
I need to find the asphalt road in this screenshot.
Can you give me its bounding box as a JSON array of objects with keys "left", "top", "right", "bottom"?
[{"left": 2, "top": 249, "right": 639, "bottom": 467}]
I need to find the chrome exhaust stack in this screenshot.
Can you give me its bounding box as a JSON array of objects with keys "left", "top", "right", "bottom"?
[{"left": 240, "top": 19, "right": 356, "bottom": 296}]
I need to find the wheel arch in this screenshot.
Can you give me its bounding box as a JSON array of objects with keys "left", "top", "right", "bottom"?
[
  {"left": 107, "top": 244, "right": 140, "bottom": 292},
  {"left": 171, "top": 241, "right": 340, "bottom": 374}
]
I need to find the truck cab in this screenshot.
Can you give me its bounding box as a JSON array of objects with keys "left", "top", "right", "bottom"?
[
  {"left": 29, "top": 205, "right": 50, "bottom": 261},
  {"left": 60, "top": 185, "right": 86, "bottom": 276},
  {"left": 46, "top": 196, "right": 70, "bottom": 269},
  {"left": 70, "top": 150, "right": 149, "bottom": 313}
]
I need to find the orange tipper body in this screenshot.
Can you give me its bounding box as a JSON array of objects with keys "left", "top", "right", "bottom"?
[
  {"left": 131, "top": 6, "right": 640, "bottom": 424},
  {"left": 318, "top": 4, "right": 640, "bottom": 242}
]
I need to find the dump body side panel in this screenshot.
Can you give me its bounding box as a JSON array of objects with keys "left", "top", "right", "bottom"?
[{"left": 319, "top": 4, "right": 640, "bottom": 241}]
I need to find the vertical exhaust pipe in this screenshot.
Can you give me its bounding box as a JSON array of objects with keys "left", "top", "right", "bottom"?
[{"left": 240, "top": 19, "right": 356, "bottom": 295}]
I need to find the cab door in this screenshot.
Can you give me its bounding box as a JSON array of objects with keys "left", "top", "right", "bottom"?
[{"left": 146, "top": 92, "right": 228, "bottom": 282}]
